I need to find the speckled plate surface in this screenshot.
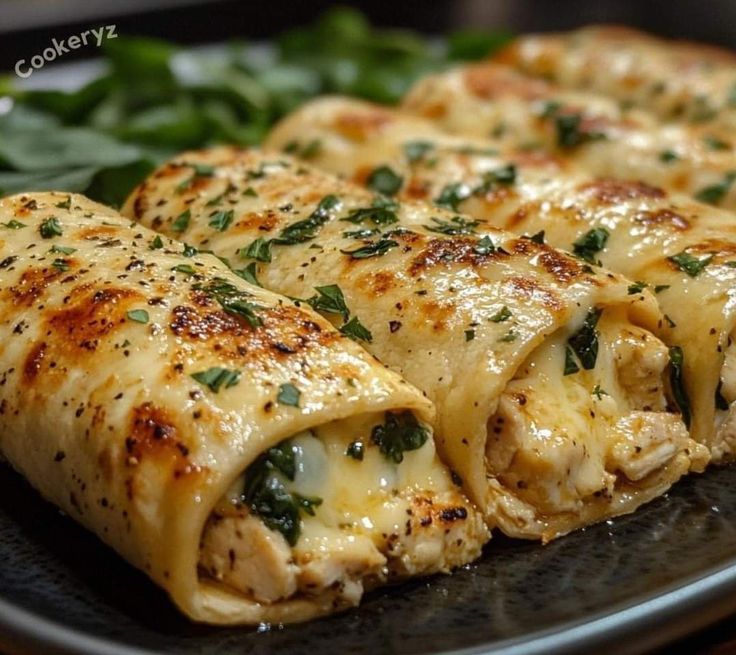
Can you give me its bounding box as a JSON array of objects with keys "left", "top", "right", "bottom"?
[{"left": 2, "top": 462, "right": 736, "bottom": 655}]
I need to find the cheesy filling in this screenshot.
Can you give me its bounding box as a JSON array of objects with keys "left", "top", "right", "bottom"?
[
  {"left": 198, "top": 411, "right": 485, "bottom": 607},
  {"left": 486, "top": 307, "right": 691, "bottom": 516}
]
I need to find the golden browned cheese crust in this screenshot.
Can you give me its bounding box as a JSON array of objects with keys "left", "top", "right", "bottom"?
[
  {"left": 0, "top": 192, "right": 489, "bottom": 625},
  {"left": 496, "top": 26, "right": 736, "bottom": 133},
  {"left": 402, "top": 62, "right": 736, "bottom": 209},
  {"left": 261, "top": 96, "right": 736, "bottom": 461},
  {"left": 124, "top": 147, "right": 704, "bottom": 542}
]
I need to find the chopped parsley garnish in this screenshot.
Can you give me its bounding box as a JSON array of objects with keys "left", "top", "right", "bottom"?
[
  {"left": 176, "top": 163, "right": 214, "bottom": 193},
  {"left": 51, "top": 258, "right": 70, "bottom": 272},
  {"left": 171, "top": 263, "right": 197, "bottom": 276},
  {"left": 499, "top": 330, "right": 517, "bottom": 342},
  {"left": 171, "top": 209, "right": 191, "bottom": 233},
  {"left": 659, "top": 150, "right": 680, "bottom": 164},
  {"left": 664, "top": 314, "right": 677, "bottom": 328},
  {"left": 149, "top": 235, "right": 164, "bottom": 250},
  {"left": 555, "top": 113, "right": 597, "bottom": 148},
  {"left": 277, "top": 383, "right": 301, "bottom": 407},
  {"left": 49, "top": 245, "right": 76, "bottom": 255},
  {"left": 592, "top": 384, "right": 608, "bottom": 400},
  {"left": 283, "top": 138, "right": 322, "bottom": 159},
  {"left": 654, "top": 284, "right": 671, "bottom": 293},
  {"left": 182, "top": 243, "right": 198, "bottom": 257},
  {"left": 195, "top": 277, "right": 263, "bottom": 327},
  {"left": 475, "top": 164, "right": 517, "bottom": 194},
  {"left": 346, "top": 440, "right": 365, "bottom": 460},
  {"left": 341, "top": 238, "right": 398, "bottom": 259},
  {"left": 567, "top": 308, "right": 602, "bottom": 372},
  {"left": 404, "top": 140, "right": 434, "bottom": 163},
  {"left": 371, "top": 411, "right": 429, "bottom": 463},
  {"left": 434, "top": 183, "right": 472, "bottom": 211},
  {"left": 208, "top": 209, "right": 234, "bottom": 232},
  {"left": 340, "top": 316, "right": 373, "bottom": 343},
  {"left": 39, "top": 217, "right": 62, "bottom": 239},
  {"left": 474, "top": 234, "right": 497, "bottom": 254},
  {"left": 341, "top": 205, "right": 398, "bottom": 226},
  {"left": 191, "top": 367, "right": 241, "bottom": 392},
  {"left": 1, "top": 220, "right": 26, "bottom": 229},
  {"left": 528, "top": 230, "right": 546, "bottom": 244},
  {"left": 464, "top": 329, "right": 476, "bottom": 342},
  {"left": 343, "top": 228, "right": 380, "bottom": 239},
  {"left": 55, "top": 196, "right": 72, "bottom": 210},
  {"left": 243, "top": 186, "right": 258, "bottom": 197},
  {"left": 274, "top": 194, "right": 341, "bottom": 245},
  {"left": 572, "top": 227, "right": 609, "bottom": 264},
  {"left": 668, "top": 346, "right": 691, "bottom": 428},
  {"left": 233, "top": 262, "right": 261, "bottom": 287},
  {"left": 564, "top": 346, "right": 580, "bottom": 375},
  {"left": 490, "top": 306, "right": 512, "bottom": 322},
  {"left": 241, "top": 439, "right": 322, "bottom": 545},
  {"left": 695, "top": 171, "right": 736, "bottom": 204},
  {"left": 307, "top": 284, "right": 350, "bottom": 321},
  {"left": 668, "top": 251, "right": 713, "bottom": 277},
  {"left": 126, "top": 309, "right": 149, "bottom": 323},
  {"left": 366, "top": 166, "right": 403, "bottom": 196},
  {"left": 241, "top": 237, "right": 273, "bottom": 262},
  {"left": 425, "top": 215, "right": 479, "bottom": 235},
  {"left": 703, "top": 135, "right": 730, "bottom": 151},
  {"left": 627, "top": 281, "right": 648, "bottom": 294}
]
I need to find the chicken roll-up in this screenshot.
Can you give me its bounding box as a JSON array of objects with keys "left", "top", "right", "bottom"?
[
  {"left": 0, "top": 192, "right": 487, "bottom": 625},
  {"left": 402, "top": 62, "right": 736, "bottom": 209},
  {"left": 263, "top": 95, "right": 736, "bottom": 462},
  {"left": 123, "top": 148, "right": 703, "bottom": 542}
]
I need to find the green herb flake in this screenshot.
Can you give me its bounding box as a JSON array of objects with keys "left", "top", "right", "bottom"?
[
  {"left": 233, "top": 262, "right": 261, "bottom": 287},
  {"left": 39, "top": 217, "right": 62, "bottom": 239},
  {"left": 149, "top": 235, "right": 164, "bottom": 250},
  {"left": 695, "top": 171, "right": 736, "bottom": 204},
  {"left": 277, "top": 383, "right": 301, "bottom": 407},
  {"left": 528, "top": 230, "right": 546, "bottom": 244},
  {"left": 241, "top": 237, "right": 273, "bottom": 262},
  {"left": 627, "top": 281, "right": 648, "bottom": 294},
  {"left": 1, "top": 220, "right": 26, "bottom": 229},
  {"left": 209, "top": 209, "right": 234, "bottom": 232},
  {"left": 371, "top": 411, "right": 429, "bottom": 463},
  {"left": 340, "top": 315, "right": 373, "bottom": 343},
  {"left": 654, "top": 284, "right": 671, "bottom": 293},
  {"left": 474, "top": 234, "right": 497, "bottom": 254},
  {"left": 434, "top": 183, "right": 472, "bottom": 211},
  {"left": 464, "top": 329, "right": 476, "bottom": 342},
  {"left": 499, "top": 330, "right": 518, "bottom": 342},
  {"left": 172, "top": 209, "right": 191, "bottom": 233},
  {"left": 592, "top": 384, "right": 608, "bottom": 400},
  {"left": 703, "top": 135, "right": 730, "bottom": 151},
  {"left": 366, "top": 166, "right": 403, "bottom": 196},
  {"left": 341, "top": 206, "right": 398, "bottom": 226},
  {"left": 664, "top": 314, "right": 677, "bottom": 328},
  {"left": 668, "top": 251, "right": 713, "bottom": 277},
  {"left": 308, "top": 284, "right": 350, "bottom": 321},
  {"left": 346, "top": 440, "right": 365, "bottom": 460},
  {"left": 195, "top": 278, "right": 263, "bottom": 327},
  {"left": 55, "top": 196, "right": 72, "bottom": 210},
  {"left": 126, "top": 309, "right": 149, "bottom": 324},
  {"left": 49, "top": 245, "right": 76, "bottom": 255},
  {"left": 668, "top": 346, "right": 691, "bottom": 427},
  {"left": 564, "top": 346, "right": 580, "bottom": 376},
  {"left": 274, "top": 195, "right": 341, "bottom": 245},
  {"left": 659, "top": 149, "right": 680, "bottom": 164},
  {"left": 171, "top": 264, "right": 197, "bottom": 276},
  {"left": 51, "top": 258, "right": 70, "bottom": 272},
  {"left": 404, "top": 140, "right": 434, "bottom": 163},
  {"left": 490, "top": 306, "right": 512, "bottom": 322},
  {"left": 425, "top": 215, "right": 479, "bottom": 235},
  {"left": 191, "top": 367, "right": 241, "bottom": 393},
  {"left": 567, "top": 308, "right": 602, "bottom": 371},
  {"left": 572, "top": 227, "right": 609, "bottom": 264},
  {"left": 341, "top": 238, "right": 399, "bottom": 259}
]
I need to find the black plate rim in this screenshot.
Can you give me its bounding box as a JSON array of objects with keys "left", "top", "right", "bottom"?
[{"left": 3, "top": 556, "right": 736, "bottom": 655}]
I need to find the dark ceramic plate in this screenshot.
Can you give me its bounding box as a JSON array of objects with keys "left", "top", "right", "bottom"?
[{"left": 2, "top": 462, "right": 736, "bottom": 655}]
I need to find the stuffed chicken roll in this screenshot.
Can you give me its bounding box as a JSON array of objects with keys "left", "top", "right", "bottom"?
[
  {"left": 495, "top": 26, "right": 736, "bottom": 134},
  {"left": 0, "top": 192, "right": 487, "bottom": 625},
  {"left": 123, "top": 148, "right": 703, "bottom": 542},
  {"left": 402, "top": 62, "right": 736, "bottom": 209},
  {"left": 262, "top": 95, "right": 736, "bottom": 463}
]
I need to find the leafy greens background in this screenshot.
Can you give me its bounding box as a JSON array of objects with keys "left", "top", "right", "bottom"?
[{"left": 0, "top": 8, "right": 510, "bottom": 207}]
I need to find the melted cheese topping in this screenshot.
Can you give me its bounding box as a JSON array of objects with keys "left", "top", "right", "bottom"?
[{"left": 199, "top": 412, "right": 487, "bottom": 606}]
